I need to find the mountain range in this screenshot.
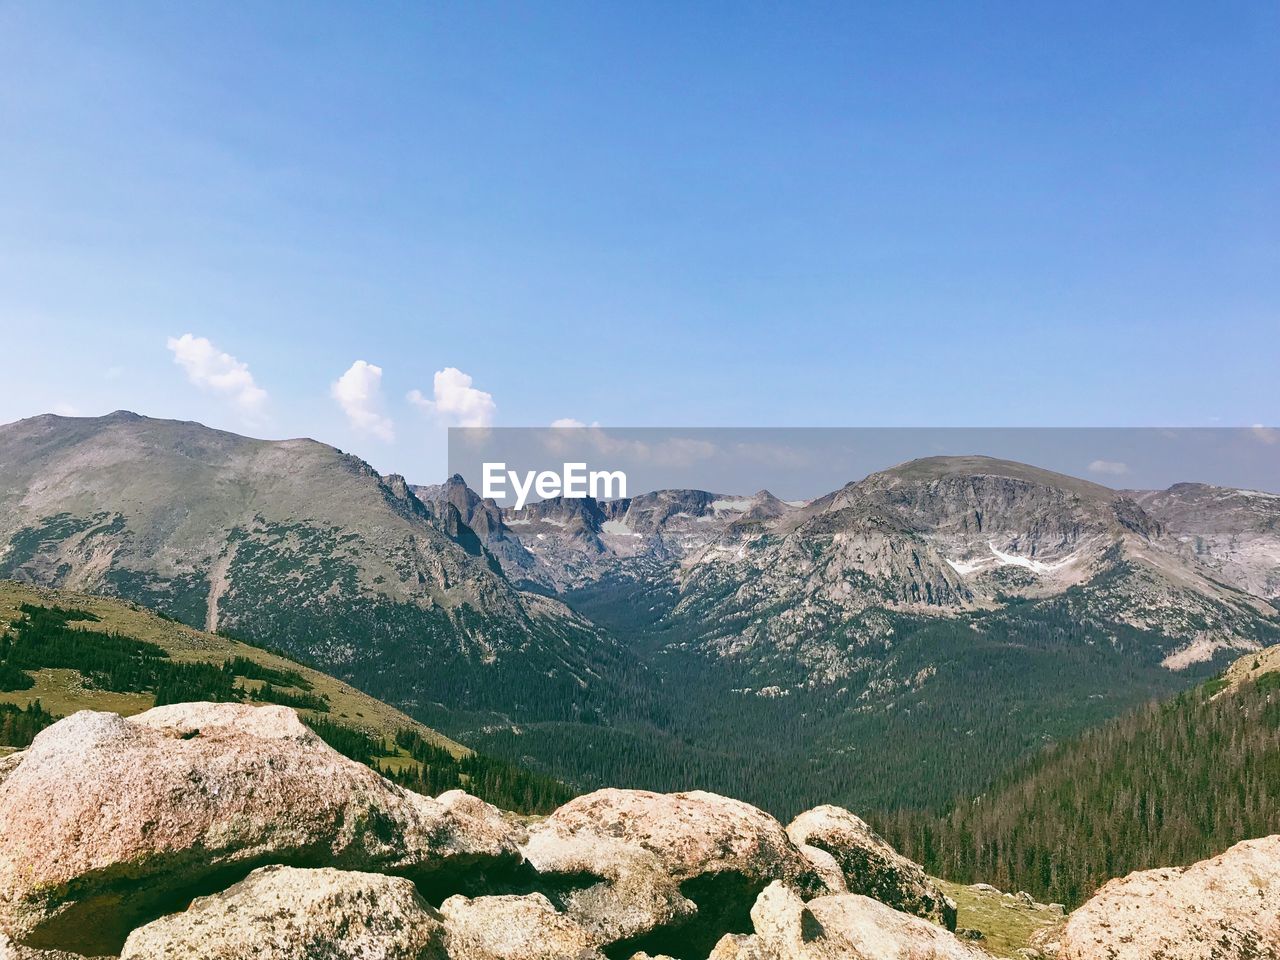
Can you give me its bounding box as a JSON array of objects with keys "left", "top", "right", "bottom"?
[
  {"left": 2, "top": 411, "right": 1277, "bottom": 815},
  {"left": 472, "top": 456, "right": 1278, "bottom": 675}
]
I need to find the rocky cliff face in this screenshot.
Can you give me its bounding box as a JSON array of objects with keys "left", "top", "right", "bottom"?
[{"left": 412, "top": 475, "right": 539, "bottom": 580}]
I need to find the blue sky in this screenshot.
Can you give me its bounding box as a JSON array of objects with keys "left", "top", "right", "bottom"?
[{"left": 1, "top": 1, "right": 1276, "bottom": 481}]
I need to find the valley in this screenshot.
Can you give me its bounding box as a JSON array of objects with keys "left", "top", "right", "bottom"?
[{"left": 2, "top": 413, "right": 1278, "bottom": 822}]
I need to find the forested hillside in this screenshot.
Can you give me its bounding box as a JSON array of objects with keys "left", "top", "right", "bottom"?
[
  {"left": 0, "top": 580, "right": 572, "bottom": 814},
  {"left": 465, "top": 576, "right": 1223, "bottom": 821},
  {"left": 875, "top": 664, "right": 1280, "bottom": 908}
]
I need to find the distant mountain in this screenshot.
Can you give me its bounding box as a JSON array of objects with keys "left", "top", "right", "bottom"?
[
  {"left": 1130, "top": 482, "right": 1280, "bottom": 602},
  {"left": 0, "top": 412, "right": 515, "bottom": 629},
  {"left": 664, "top": 457, "right": 1275, "bottom": 677},
  {"left": 489, "top": 456, "right": 1277, "bottom": 680},
  {"left": 495, "top": 487, "right": 797, "bottom": 591},
  {"left": 0, "top": 412, "right": 637, "bottom": 730}
]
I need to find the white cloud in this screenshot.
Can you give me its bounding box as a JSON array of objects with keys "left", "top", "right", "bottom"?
[
  {"left": 407, "top": 367, "right": 496, "bottom": 428},
  {"left": 551, "top": 418, "right": 587, "bottom": 428},
  {"left": 1087, "top": 459, "right": 1130, "bottom": 476},
  {"left": 167, "top": 334, "right": 268, "bottom": 416},
  {"left": 332, "top": 360, "right": 395, "bottom": 441}
]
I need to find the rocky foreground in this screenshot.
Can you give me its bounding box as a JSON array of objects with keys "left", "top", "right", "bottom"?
[{"left": 0, "top": 704, "right": 1275, "bottom": 959}]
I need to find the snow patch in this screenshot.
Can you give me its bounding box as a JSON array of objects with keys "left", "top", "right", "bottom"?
[
  {"left": 1236, "top": 489, "right": 1280, "bottom": 500},
  {"left": 945, "top": 556, "right": 990, "bottom": 576},
  {"left": 711, "top": 498, "right": 753, "bottom": 512},
  {"left": 601, "top": 519, "right": 641, "bottom": 537},
  {"left": 944, "top": 544, "right": 1080, "bottom": 576},
  {"left": 987, "top": 543, "right": 1079, "bottom": 574}
]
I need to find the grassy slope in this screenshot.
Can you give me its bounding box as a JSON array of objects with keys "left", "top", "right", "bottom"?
[
  {"left": 937, "top": 880, "right": 1064, "bottom": 959},
  {"left": 0, "top": 578, "right": 468, "bottom": 757}
]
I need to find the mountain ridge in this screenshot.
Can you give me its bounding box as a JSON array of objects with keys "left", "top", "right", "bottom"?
[
  {"left": 454, "top": 453, "right": 1278, "bottom": 681},
  {"left": 0, "top": 411, "right": 649, "bottom": 741},
  {"left": 4, "top": 411, "right": 1279, "bottom": 818}
]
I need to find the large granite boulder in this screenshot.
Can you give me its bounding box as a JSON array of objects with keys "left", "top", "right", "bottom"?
[
  {"left": 440, "top": 893, "right": 603, "bottom": 960},
  {"left": 0, "top": 704, "right": 523, "bottom": 955},
  {"left": 1058, "top": 835, "right": 1280, "bottom": 960},
  {"left": 525, "top": 830, "right": 695, "bottom": 950},
  {"left": 118, "top": 865, "right": 446, "bottom": 959},
  {"left": 521, "top": 789, "right": 819, "bottom": 957},
  {"left": 710, "top": 882, "right": 988, "bottom": 960},
  {"left": 785, "top": 805, "right": 956, "bottom": 929}
]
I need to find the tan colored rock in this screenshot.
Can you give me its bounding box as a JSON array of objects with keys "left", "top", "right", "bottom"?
[
  {"left": 119, "top": 865, "right": 446, "bottom": 959},
  {"left": 440, "top": 893, "right": 602, "bottom": 960},
  {"left": 793, "top": 845, "right": 846, "bottom": 896},
  {"left": 532, "top": 789, "right": 816, "bottom": 884},
  {"left": 1059, "top": 835, "right": 1280, "bottom": 960},
  {"left": 735, "top": 881, "right": 989, "bottom": 959},
  {"left": 522, "top": 789, "right": 818, "bottom": 956},
  {"left": 0, "top": 932, "right": 108, "bottom": 960},
  {"left": 521, "top": 827, "right": 696, "bottom": 951},
  {"left": 0, "top": 704, "right": 523, "bottom": 955},
  {"left": 786, "top": 804, "right": 956, "bottom": 929},
  {"left": 707, "top": 933, "right": 769, "bottom": 960}
]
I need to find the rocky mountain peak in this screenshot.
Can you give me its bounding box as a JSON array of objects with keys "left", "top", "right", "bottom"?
[{"left": 0, "top": 412, "right": 602, "bottom": 679}]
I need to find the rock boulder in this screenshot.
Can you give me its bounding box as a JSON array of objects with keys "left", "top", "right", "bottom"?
[
  {"left": 0, "top": 704, "right": 523, "bottom": 955},
  {"left": 440, "top": 893, "right": 602, "bottom": 960},
  {"left": 1059, "top": 835, "right": 1280, "bottom": 960},
  {"left": 119, "top": 865, "right": 446, "bottom": 960},
  {"left": 711, "top": 882, "right": 989, "bottom": 959},
  {"left": 786, "top": 805, "right": 956, "bottom": 929},
  {"left": 522, "top": 789, "right": 819, "bottom": 957}
]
